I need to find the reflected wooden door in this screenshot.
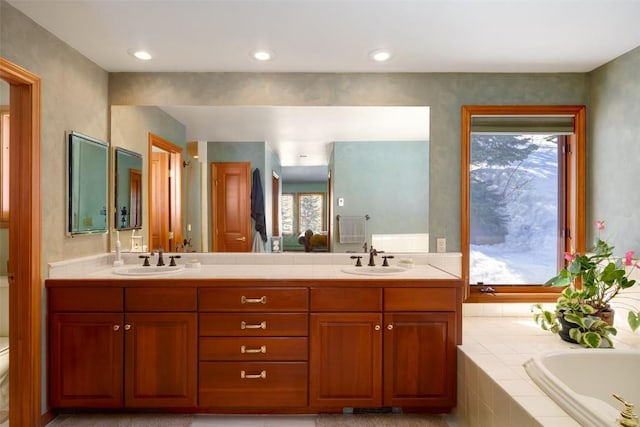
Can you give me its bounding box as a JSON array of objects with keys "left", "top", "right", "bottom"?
[
  {"left": 211, "top": 162, "right": 251, "bottom": 252},
  {"left": 148, "top": 133, "right": 183, "bottom": 252},
  {"left": 129, "top": 168, "right": 142, "bottom": 228},
  {"left": 150, "top": 151, "right": 169, "bottom": 251}
]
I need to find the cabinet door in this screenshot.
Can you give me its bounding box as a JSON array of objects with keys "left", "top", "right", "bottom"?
[
  {"left": 124, "top": 312, "right": 197, "bottom": 408},
  {"left": 49, "top": 313, "right": 124, "bottom": 408},
  {"left": 309, "top": 313, "right": 382, "bottom": 408},
  {"left": 383, "top": 312, "right": 456, "bottom": 409}
]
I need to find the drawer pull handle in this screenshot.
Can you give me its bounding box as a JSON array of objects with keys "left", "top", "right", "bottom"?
[
  {"left": 374, "top": 325, "right": 381, "bottom": 331},
  {"left": 387, "top": 324, "right": 394, "bottom": 330},
  {"left": 124, "top": 324, "right": 131, "bottom": 331},
  {"left": 241, "top": 295, "right": 267, "bottom": 304},
  {"left": 241, "top": 370, "right": 266, "bottom": 379},
  {"left": 241, "top": 321, "right": 267, "bottom": 330},
  {"left": 241, "top": 345, "right": 267, "bottom": 354},
  {"left": 113, "top": 325, "right": 120, "bottom": 331}
]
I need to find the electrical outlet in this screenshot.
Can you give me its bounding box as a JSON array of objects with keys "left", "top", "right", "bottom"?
[{"left": 436, "top": 238, "right": 446, "bottom": 253}]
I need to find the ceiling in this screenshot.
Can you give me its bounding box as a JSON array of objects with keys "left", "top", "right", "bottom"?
[
  {"left": 8, "top": 0, "right": 640, "bottom": 73},
  {"left": 8, "top": 0, "right": 640, "bottom": 179},
  {"left": 160, "top": 105, "right": 429, "bottom": 167}
]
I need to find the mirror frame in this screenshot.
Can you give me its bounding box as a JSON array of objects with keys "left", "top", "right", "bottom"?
[
  {"left": 66, "top": 130, "right": 109, "bottom": 235},
  {"left": 114, "top": 147, "right": 143, "bottom": 230}
]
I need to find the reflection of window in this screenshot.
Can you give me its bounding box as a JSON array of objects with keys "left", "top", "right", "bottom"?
[
  {"left": 281, "top": 193, "right": 294, "bottom": 235},
  {"left": 298, "top": 192, "right": 324, "bottom": 232}
]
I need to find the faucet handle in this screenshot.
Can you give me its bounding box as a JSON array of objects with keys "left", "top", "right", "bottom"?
[
  {"left": 350, "top": 255, "right": 363, "bottom": 267},
  {"left": 614, "top": 394, "right": 638, "bottom": 427},
  {"left": 138, "top": 255, "right": 150, "bottom": 267},
  {"left": 382, "top": 255, "right": 395, "bottom": 267},
  {"left": 169, "top": 255, "right": 181, "bottom": 267}
]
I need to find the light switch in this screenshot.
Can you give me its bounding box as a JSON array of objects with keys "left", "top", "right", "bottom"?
[{"left": 338, "top": 197, "right": 344, "bottom": 207}]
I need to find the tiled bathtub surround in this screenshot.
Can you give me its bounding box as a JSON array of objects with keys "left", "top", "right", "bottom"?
[{"left": 450, "top": 300, "right": 640, "bottom": 427}]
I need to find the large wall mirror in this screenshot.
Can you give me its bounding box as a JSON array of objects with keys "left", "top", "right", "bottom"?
[
  {"left": 114, "top": 147, "right": 143, "bottom": 230},
  {"left": 110, "top": 105, "right": 430, "bottom": 253},
  {"left": 67, "top": 131, "right": 108, "bottom": 235}
]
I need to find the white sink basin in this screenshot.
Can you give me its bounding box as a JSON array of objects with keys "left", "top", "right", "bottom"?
[
  {"left": 113, "top": 266, "right": 186, "bottom": 276},
  {"left": 341, "top": 266, "right": 407, "bottom": 276}
]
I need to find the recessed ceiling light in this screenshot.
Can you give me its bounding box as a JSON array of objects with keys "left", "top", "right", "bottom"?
[
  {"left": 128, "top": 49, "right": 152, "bottom": 61},
  {"left": 369, "top": 49, "right": 392, "bottom": 62},
  {"left": 252, "top": 49, "right": 275, "bottom": 61}
]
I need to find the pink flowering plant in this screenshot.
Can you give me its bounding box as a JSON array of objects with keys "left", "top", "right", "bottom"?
[{"left": 534, "top": 220, "right": 640, "bottom": 348}]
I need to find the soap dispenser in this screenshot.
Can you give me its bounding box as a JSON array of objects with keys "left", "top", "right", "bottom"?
[{"left": 113, "top": 230, "right": 124, "bottom": 267}]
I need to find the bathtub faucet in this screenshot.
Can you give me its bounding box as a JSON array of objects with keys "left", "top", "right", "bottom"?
[{"left": 614, "top": 394, "right": 638, "bottom": 427}]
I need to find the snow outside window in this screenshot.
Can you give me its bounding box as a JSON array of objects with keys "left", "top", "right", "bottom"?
[{"left": 469, "top": 134, "right": 560, "bottom": 285}]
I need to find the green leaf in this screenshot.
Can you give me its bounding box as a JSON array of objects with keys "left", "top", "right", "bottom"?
[
  {"left": 579, "top": 304, "right": 596, "bottom": 314},
  {"left": 582, "top": 332, "right": 602, "bottom": 348},
  {"left": 564, "top": 313, "right": 584, "bottom": 327},
  {"left": 569, "top": 328, "right": 581, "bottom": 342},
  {"left": 628, "top": 311, "right": 640, "bottom": 332}
]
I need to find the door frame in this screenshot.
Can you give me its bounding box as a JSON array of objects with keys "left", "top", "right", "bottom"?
[{"left": 0, "top": 57, "right": 42, "bottom": 426}]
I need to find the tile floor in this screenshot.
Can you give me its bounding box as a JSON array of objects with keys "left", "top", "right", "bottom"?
[{"left": 46, "top": 413, "right": 448, "bottom": 427}]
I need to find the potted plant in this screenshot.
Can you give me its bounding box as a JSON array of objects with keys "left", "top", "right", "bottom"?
[{"left": 533, "top": 220, "right": 640, "bottom": 348}]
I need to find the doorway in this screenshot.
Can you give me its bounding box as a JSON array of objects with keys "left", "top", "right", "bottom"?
[
  {"left": 148, "top": 133, "right": 183, "bottom": 252},
  {"left": 0, "top": 57, "right": 42, "bottom": 426}
]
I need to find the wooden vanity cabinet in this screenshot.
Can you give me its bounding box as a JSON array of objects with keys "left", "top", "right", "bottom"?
[
  {"left": 198, "top": 287, "right": 309, "bottom": 409},
  {"left": 48, "top": 286, "right": 197, "bottom": 409},
  {"left": 123, "top": 288, "right": 197, "bottom": 408},
  {"left": 49, "top": 288, "right": 124, "bottom": 408},
  {"left": 309, "top": 286, "right": 457, "bottom": 411}
]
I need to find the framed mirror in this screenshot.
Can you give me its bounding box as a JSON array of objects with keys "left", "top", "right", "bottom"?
[
  {"left": 114, "top": 147, "right": 143, "bottom": 230},
  {"left": 67, "top": 131, "right": 109, "bottom": 235}
]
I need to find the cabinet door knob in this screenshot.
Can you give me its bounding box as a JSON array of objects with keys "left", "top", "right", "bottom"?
[
  {"left": 241, "top": 321, "right": 267, "bottom": 330},
  {"left": 387, "top": 324, "right": 394, "bottom": 330},
  {"left": 113, "top": 325, "right": 120, "bottom": 331},
  {"left": 375, "top": 325, "right": 381, "bottom": 331},
  {"left": 124, "top": 324, "right": 132, "bottom": 331},
  {"left": 241, "top": 370, "right": 267, "bottom": 379}
]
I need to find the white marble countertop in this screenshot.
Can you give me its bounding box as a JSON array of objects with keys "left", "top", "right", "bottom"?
[{"left": 48, "top": 252, "right": 463, "bottom": 281}]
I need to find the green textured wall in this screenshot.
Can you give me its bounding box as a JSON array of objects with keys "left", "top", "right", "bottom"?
[
  {"left": 589, "top": 46, "right": 640, "bottom": 254},
  {"left": 332, "top": 141, "right": 429, "bottom": 252}
]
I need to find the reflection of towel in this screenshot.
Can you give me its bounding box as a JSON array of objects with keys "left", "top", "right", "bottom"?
[
  {"left": 251, "top": 168, "right": 267, "bottom": 242},
  {"left": 339, "top": 216, "right": 366, "bottom": 244},
  {"left": 252, "top": 231, "right": 266, "bottom": 252}
]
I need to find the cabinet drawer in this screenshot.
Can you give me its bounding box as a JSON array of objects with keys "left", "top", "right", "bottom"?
[
  {"left": 384, "top": 288, "right": 457, "bottom": 311},
  {"left": 125, "top": 288, "right": 197, "bottom": 312},
  {"left": 199, "top": 313, "right": 308, "bottom": 337},
  {"left": 199, "top": 362, "right": 307, "bottom": 408},
  {"left": 199, "top": 288, "right": 308, "bottom": 312},
  {"left": 199, "top": 337, "right": 308, "bottom": 361},
  {"left": 49, "top": 288, "right": 123, "bottom": 312},
  {"left": 310, "top": 287, "right": 382, "bottom": 312}
]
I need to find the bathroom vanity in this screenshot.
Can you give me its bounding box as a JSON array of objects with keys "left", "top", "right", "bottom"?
[{"left": 45, "top": 258, "right": 463, "bottom": 414}]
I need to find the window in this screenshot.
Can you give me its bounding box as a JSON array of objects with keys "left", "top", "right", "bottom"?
[
  {"left": 281, "top": 193, "right": 294, "bottom": 235},
  {"left": 298, "top": 192, "right": 324, "bottom": 232},
  {"left": 461, "top": 106, "right": 586, "bottom": 302}
]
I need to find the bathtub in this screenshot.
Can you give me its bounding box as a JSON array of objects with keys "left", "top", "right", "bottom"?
[{"left": 524, "top": 349, "right": 640, "bottom": 427}]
